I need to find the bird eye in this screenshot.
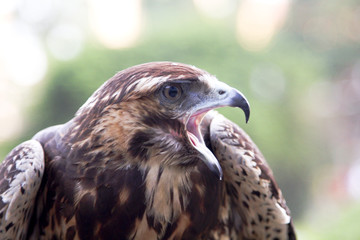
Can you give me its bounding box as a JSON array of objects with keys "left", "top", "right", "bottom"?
[{"left": 163, "top": 84, "right": 182, "bottom": 101}]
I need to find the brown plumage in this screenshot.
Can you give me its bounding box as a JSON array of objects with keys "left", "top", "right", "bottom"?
[{"left": 0, "top": 62, "right": 296, "bottom": 239}]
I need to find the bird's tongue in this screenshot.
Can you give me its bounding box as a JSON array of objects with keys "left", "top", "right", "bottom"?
[
  {"left": 188, "top": 132, "right": 198, "bottom": 146},
  {"left": 186, "top": 112, "right": 223, "bottom": 180},
  {"left": 186, "top": 112, "right": 206, "bottom": 146}
]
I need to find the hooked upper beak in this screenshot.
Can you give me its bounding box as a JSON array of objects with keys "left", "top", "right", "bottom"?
[
  {"left": 212, "top": 85, "right": 250, "bottom": 123},
  {"left": 185, "top": 81, "right": 250, "bottom": 180}
]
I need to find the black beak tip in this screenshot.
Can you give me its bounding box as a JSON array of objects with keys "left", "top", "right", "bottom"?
[
  {"left": 216, "top": 166, "right": 223, "bottom": 180},
  {"left": 230, "top": 88, "right": 251, "bottom": 124},
  {"left": 236, "top": 94, "right": 251, "bottom": 124},
  {"left": 209, "top": 163, "right": 223, "bottom": 180},
  {"left": 244, "top": 106, "right": 250, "bottom": 124}
]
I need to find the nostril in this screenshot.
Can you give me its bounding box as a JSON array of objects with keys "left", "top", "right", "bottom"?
[{"left": 218, "top": 90, "right": 226, "bottom": 95}]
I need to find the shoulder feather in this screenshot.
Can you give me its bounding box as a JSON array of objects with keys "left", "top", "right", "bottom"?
[
  {"left": 209, "top": 112, "right": 296, "bottom": 240},
  {"left": 0, "top": 140, "right": 45, "bottom": 240}
]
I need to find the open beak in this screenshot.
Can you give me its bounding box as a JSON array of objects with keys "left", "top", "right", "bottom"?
[{"left": 185, "top": 81, "right": 250, "bottom": 180}]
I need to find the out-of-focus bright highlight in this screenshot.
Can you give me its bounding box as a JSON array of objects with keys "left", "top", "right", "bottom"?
[
  {"left": 0, "top": 0, "right": 19, "bottom": 16},
  {"left": 17, "top": 0, "right": 57, "bottom": 25},
  {"left": 346, "top": 161, "right": 360, "bottom": 199},
  {"left": 0, "top": 21, "right": 47, "bottom": 87},
  {"left": 46, "top": 23, "right": 84, "bottom": 61},
  {"left": 236, "top": 0, "right": 290, "bottom": 51},
  {"left": 0, "top": 98, "right": 23, "bottom": 142},
  {"left": 193, "top": 0, "right": 236, "bottom": 19},
  {"left": 89, "top": 0, "right": 142, "bottom": 49}
]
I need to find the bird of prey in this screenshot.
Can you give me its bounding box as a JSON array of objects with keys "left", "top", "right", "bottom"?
[{"left": 0, "top": 62, "right": 296, "bottom": 240}]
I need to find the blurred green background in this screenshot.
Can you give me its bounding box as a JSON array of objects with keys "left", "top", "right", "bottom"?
[{"left": 1, "top": 0, "right": 360, "bottom": 238}]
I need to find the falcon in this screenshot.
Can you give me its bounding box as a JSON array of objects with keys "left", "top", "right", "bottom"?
[{"left": 0, "top": 62, "right": 296, "bottom": 239}]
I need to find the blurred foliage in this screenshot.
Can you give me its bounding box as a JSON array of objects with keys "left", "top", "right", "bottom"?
[{"left": 297, "top": 201, "right": 360, "bottom": 240}]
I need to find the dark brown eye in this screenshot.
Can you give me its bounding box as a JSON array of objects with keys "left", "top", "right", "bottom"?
[{"left": 163, "top": 84, "right": 182, "bottom": 101}]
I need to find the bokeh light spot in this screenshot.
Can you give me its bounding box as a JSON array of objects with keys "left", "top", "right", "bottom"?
[
  {"left": 236, "top": 0, "right": 290, "bottom": 51},
  {"left": 0, "top": 21, "right": 47, "bottom": 86},
  {"left": 193, "top": 0, "right": 237, "bottom": 19},
  {"left": 46, "top": 23, "right": 84, "bottom": 61},
  {"left": 0, "top": 100, "right": 23, "bottom": 142},
  {"left": 89, "top": 0, "right": 142, "bottom": 49}
]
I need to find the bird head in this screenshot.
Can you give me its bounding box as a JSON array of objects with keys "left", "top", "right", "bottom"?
[{"left": 75, "top": 62, "right": 250, "bottom": 180}]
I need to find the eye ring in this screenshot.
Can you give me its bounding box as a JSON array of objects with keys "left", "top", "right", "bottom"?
[{"left": 163, "top": 84, "right": 182, "bottom": 101}]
